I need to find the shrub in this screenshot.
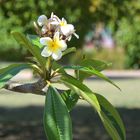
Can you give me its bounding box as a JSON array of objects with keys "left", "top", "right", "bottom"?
[
  {"left": 115, "top": 18, "right": 140, "bottom": 69},
  {"left": 71, "top": 48, "right": 125, "bottom": 69}
]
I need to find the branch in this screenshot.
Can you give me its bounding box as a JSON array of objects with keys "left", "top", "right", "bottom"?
[
  {"left": 4, "top": 79, "right": 46, "bottom": 95},
  {"left": 3, "top": 79, "right": 65, "bottom": 96}
]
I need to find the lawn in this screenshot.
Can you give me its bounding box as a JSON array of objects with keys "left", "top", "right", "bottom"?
[{"left": 0, "top": 77, "right": 140, "bottom": 140}]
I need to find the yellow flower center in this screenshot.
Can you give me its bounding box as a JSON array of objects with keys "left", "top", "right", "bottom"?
[
  {"left": 48, "top": 40, "right": 60, "bottom": 52},
  {"left": 60, "top": 21, "right": 66, "bottom": 26}
]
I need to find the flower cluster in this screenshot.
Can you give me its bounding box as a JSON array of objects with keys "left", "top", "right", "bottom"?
[{"left": 37, "top": 13, "right": 79, "bottom": 60}]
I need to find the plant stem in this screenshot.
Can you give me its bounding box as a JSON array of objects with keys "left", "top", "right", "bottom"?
[{"left": 46, "top": 57, "right": 52, "bottom": 80}]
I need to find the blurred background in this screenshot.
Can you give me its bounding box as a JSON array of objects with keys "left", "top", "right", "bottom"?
[{"left": 0, "top": 0, "right": 140, "bottom": 140}]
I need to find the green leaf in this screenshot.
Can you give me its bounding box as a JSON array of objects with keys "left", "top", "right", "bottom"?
[
  {"left": 62, "top": 47, "right": 76, "bottom": 56},
  {"left": 79, "top": 59, "right": 111, "bottom": 71},
  {"left": 30, "top": 64, "right": 43, "bottom": 76},
  {"left": 63, "top": 65, "right": 83, "bottom": 70},
  {"left": 52, "top": 61, "right": 67, "bottom": 75},
  {"left": 81, "top": 67, "right": 120, "bottom": 90},
  {"left": 27, "top": 34, "right": 43, "bottom": 48},
  {"left": 96, "top": 94, "right": 126, "bottom": 140},
  {"left": 44, "top": 86, "right": 72, "bottom": 140},
  {"left": 61, "top": 75, "right": 125, "bottom": 140},
  {"left": 11, "top": 31, "right": 46, "bottom": 69},
  {"left": 63, "top": 65, "right": 120, "bottom": 90},
  {"left": 60, "top": 90, "right": 79, "bottom": 111},
  {"left": 0, "top": 63, "right": 32, "bottom": 88},
  {"left": 76, "top": 59, "right": 111, "bottom": 81},
  {"left": 61, "top": 74, "right": 100, "bottom": 111}
]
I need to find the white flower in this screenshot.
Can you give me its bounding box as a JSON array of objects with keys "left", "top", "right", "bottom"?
[
  {"left": 40, "top": 32, "right": 67, "bottom": 60},
  {"left": 37, "top": 15, "right": 48, "bottom": 34},
  {"left": 59, "top": 18, "right": 75, "bottom": 36},
  {"left": 37, "top": 15, "right": 48, "bottom": 26},
  {"left": 50, "top": 12, "right": 60, "bottom": 23},
  {"left": 57, "top": 18, "right": 79, "bottom": 40}
]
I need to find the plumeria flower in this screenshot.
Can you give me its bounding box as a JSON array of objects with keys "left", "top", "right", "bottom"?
[
  {"left": 50, "top": 17, "right": 75, "bottom": 35},
  {"left": 50, "top": 12, "right": 60, "bottom": 23},
  {"left": 59, "top": 18, "right": 79, "bottom": 40},
  {"left": 40, "top": 32, "right": 67, "bottom": 60},
  {"left": 59, "top": 18, "right": 75, "bottom": 36},
  {"left": 37, "top": 14, "right": 55, "bottom": 34},
  {"left": 49, "top": 14, "right": 79, "bottom": 39},
  {"left": 37, "top": 13, "right": 79, "bottom": 40},
  {"left": 37, "top": 15, "right": 48, "bottom": 26},
  {"left": 37, "top": 15, "right": 48, "bottom": 34},
  {"left": 37, "top": 13, "right": 59, "bottom": 35}
]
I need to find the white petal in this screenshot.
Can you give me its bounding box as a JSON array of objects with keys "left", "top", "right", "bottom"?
[
  {"left": 51, "top": 12, "right": 54, "bottom": 18},
  {"left": 53, "top": 32, "right": 60, "bottom": 42},
  {"left": 60, "top": 26, "right": 68, "bottom": 35},
  {"left": 41, "top": 25, "right": 47, "bottom": 34},
  {"left": 50, "top": 21, "right": 59, "bottom": 25},
  {"left": 73, "top": 33, "right": 79, "bottom": 39},
  {"left": 41, "top": 47, "right": 52, "bottom": 57},
  {"left": 62, "top": 18, "right": 67, "bottom": 24},
  {"left": 68, "top": 24, "right": 74, "bottom": 31},
  {"left": 40, "top": 37, "right": 52, "bottom": 46},
  {"left": 67, "top": 35, "right": 72, "bottom": 41},
  {"left": 61, "top": 24, "right": 74, "bottom": 35},
  {"left": 53, "top": 15, "right": 61, "bottom": 22},
  {"left": 52, "top": 50, "right": 62, "bottom": 60},
  {"left": 37, "top": 15, "right": 47, "bottom": 26},
  {"left": 59, "top": 40, "right": 67, "bottom": 51},
  {"left": 50, "top": 13, "right": 61, "bottom": 22}
]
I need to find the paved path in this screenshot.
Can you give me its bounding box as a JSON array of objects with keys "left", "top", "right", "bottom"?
[
  {"left": 102, "top": 70, "right": 140, "bottom": 78},
  {"left": 11, "top": 69, "right": 140, "bottom": 81}
]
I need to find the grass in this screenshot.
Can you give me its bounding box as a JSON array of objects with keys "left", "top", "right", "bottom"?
[{"left": 84, "top": 78, "right": 140, "bottom": 108}]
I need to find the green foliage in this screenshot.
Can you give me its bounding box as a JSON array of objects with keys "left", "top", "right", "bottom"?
[
  {"left": 0, "top": 63, "right": 32, "bottom": 88},
  {"left": 97, "top": 0, "right": 140, "bottom": 68},
  {"left": 61, "top": 74, "right": 125, "bottom": 140},
  {"left": 0, "top": 10, "right": 25, "bottom": 61},
  {"left": 11, "top": 32, "right": 46, "bottom": 70},
  {"left": 52, "top": 61, "right": 67, "bottom": 75},
  {"left": 60, "top": 90, "right": 79, "bottom": 111},
  {"left": 115, "top": 18, "right": 140, "bottom": 69},
  {"left": 96, "top": 93, "right": 126, "bottom": 140},
  {"left": 61, "top": 74, "right": 101, "bottom": 110},
  {"left": 27, "top": 34, "right": 43, "bottom": 49},
  {"left": 71, "top": 48, "right": 125, "bottom": 69},
  {"left": 62, "top": 47, "right": 76, "bottom": 57},
  {"left": 75, "top": 59, "right": 111, "bottom": 81},
  {"left": 63, "top": 64, "right": 120, "bottom": 90},
  {"left": 44, "top": 86, "right": 72, "bottom": 140}
]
